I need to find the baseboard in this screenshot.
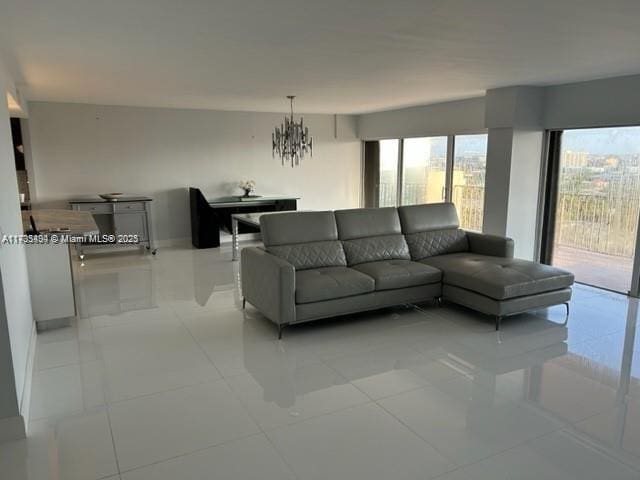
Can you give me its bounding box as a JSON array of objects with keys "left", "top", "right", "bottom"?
[
  {"left": 155, "top": 237, "right": 191, "bottom": 248},
  {"left": 155, "top": 234, "right": 260, "bottom": 248},
  {"left": 19, "top": 321, "right": 37, "bottom": 432},
  {"left": 36, "top": 316, "right": 73, "bottom": 332},
  {"left": 0, "top": 414, "right": 26, "bottom": 443}
]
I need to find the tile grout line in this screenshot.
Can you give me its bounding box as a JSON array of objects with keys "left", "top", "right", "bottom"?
[
  {"left": 116, "top": 430, "right": 269, "bottom": 477},
  {"left": 427, "top": 425, "right": 598, "bottom": 480},
  {"left": 169, "top": 301, "right": 300, "bottom": 479},
  {"left": 168, "top": 303, "right": 225, "bottom": 379},
  {"left": 104, "top": 405, "right": 123, "bottom": 478},
  {"left": 375, "top": 393, "right": 567, "bottom": 478}
]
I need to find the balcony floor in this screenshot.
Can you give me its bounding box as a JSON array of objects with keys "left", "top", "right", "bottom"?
[{"left": 554, "top": 245, "right": 633, "bottom": 294}]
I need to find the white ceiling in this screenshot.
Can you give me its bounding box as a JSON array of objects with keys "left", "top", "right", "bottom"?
[{"left": 2, "top": 0, "right": 640, "bottom": 114}]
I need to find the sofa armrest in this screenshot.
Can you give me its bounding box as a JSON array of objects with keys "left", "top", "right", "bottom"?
[
  {"left": 466, "top": 231, "right": 514, "bottom": 258},
  {"left": 240, "top": 247, "right": 295, "bottom": 325}
]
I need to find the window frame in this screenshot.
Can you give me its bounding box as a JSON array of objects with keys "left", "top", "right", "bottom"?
[
  {"left": 539, "top": 126, "right": 640, "bottom": 297},
  {"left": 363, "top": 132, "right": 488, "bottom": 230}
]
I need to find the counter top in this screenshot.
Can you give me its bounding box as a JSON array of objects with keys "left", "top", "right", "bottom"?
[
  {"left": 69, "top": 196, "right": 152, "bottom": 204},
  {"left": 22, "top": 209, "right": 99, "bottom": 236},
  {"left": 207, "top": 195, "right": 299, "bottom": 207}
]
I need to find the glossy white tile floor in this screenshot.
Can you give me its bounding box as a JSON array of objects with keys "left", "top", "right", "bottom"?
[{"left": 2, "top": 243, "right": 640, "bottom": 479}]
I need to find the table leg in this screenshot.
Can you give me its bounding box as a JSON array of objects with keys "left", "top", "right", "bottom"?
[{"left": 232, "top": 217, "right": 239, "bottom": 261}]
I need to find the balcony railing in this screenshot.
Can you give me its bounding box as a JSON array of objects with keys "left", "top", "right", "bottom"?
[
  {"left": 452, "top": 185, "right": 484, "bottom": 232},
  {"left": 378, "top": 183, "right": 484, "bottom": 231},
  {"left": 555, "top": 192, "right": 639, "bottom": 258},
  {"left": 379, "top": 183, "right": 639, "bottom": 260}
]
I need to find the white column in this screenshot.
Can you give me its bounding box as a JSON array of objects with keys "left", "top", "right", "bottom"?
[{"left": 483, "top": 87, "right": 545, "bottom": 260}]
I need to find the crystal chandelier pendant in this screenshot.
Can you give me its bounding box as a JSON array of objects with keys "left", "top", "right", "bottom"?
[{"left": 272, "top": 96, "right": 313, "bottom": 167}]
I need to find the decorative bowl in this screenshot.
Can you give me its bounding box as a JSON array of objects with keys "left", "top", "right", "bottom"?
[{"left": 99, "top": 192, "right": 124, "bottom": 201}]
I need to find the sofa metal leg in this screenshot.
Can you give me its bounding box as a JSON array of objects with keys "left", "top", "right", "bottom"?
[
  {"left": 495, "top": 315, "right": 502, "bottom": 331},
  {"left": 242, "top": 297, "right": 246, "bottom": 309},
  {"left": 277, "top": 323, "right": 287, "bottom": 340},
  {"left": 436, "top": 296, "right": 443, "bottom": 307}
]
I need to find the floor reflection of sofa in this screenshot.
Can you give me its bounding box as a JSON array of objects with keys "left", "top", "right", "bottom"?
[
  {"left": 241, "top": 322, "right": 348, "bottom": 408},
  {"left": 440, "top": 316, "right": 569, "bottom": 376},
  {"left": 242, "top": 314, "right": 568, "bottom": 409}
]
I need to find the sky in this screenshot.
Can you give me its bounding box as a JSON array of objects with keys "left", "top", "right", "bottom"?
[{"left": 563, "top": 127, "right": 640, "bottom": 156}]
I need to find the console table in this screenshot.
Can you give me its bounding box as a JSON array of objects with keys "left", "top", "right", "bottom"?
[
  {"left": 69, "top": 196, "right": 156, "bottom": 257},
  {"left": 189, "top": 188, "right": 297, "bottom": 248}
]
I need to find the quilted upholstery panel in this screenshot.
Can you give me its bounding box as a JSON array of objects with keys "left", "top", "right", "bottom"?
[
  {"left": 267, "top": 240, "right": 347, "bottom": 270},
  {"left": 342, "top": 234, "right": 410, "bottom": 265},
  {"left": 405, "top": 228, "right": 468, "bottom": 260}
]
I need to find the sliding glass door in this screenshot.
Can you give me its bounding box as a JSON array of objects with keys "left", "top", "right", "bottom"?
[
  {"left": 363, "top": 134, "right": 488, "bottom": 230},
  {"left": 544, "top": 127, "right": 640, "bottom": 294}
]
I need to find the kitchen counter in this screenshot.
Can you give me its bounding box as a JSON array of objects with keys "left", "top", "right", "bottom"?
[
  {"left": 22, "top": 209, "right": 98, "bottom": 331},
  {"left": 22, "top": 209, "right": 99, "bottom": 235}
]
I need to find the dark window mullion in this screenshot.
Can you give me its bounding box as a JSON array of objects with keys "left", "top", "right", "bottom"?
[
  {"left": 540, "top": 130, "right": 563, "bottom": 264},
  {"left": 445, "top": 135, "right": 455, "bottom": 202},
  {"left": 396, "top": 139, "right": 404, "bottom": 206}
]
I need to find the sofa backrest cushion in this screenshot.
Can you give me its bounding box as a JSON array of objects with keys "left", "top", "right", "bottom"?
[
  {"left": 335, "top": 207, "right": 410, "bottom": 265},
  {"left": 398, "top": 203, "right": 460, "bottom": 233},
  {"left": 260, "top": 211, "right": 338, "bottom": 246},
  {"left": 260, "top": 211, "right": 347, "bottom": 270},
  {"left": 398, "top": 203, "right": 469, "bottom": 260}
]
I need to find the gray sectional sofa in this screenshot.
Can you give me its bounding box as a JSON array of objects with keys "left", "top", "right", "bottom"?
[{"left": 241, "top": 203, "right": 574, "bottom": 338}]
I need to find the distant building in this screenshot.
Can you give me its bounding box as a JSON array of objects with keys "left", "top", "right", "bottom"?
[
  {"left": 563, "top": 150, "right": 588, "bottom": 167},
  {"left": 605, "top": 156, "right": 619, "bottom": 168}
]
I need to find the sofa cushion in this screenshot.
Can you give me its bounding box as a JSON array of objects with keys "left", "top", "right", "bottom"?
[
  {"left": 405, "top": 229, "right": 468, "bottom": 260},
  {"left": 342, "top": 234, "right": 410, "bottom": 265},
  {"left": 260, "top": 211, "right": 338, "bottom": 246},
  {"left": 295, "top": 267, "right": 375, "bottom": 304},
  {"left": 421, "top": 253, "right": 574, "bottom": 300},
  {"left": 352, "top": 260, "right": 441, "bottom": 291},
  {"left": 268, "top": 241, "right": 346, "bottom": 270},
  {"left": 398, "top": 203, "right": 459, "bottom": 234},
  {"left": 335, "top": 207, "right": 402, "bottom": 240}
]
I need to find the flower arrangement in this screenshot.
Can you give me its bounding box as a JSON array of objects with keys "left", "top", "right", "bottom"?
[{"left": 238, "top": 180, "right": 256, "bottom": 197}]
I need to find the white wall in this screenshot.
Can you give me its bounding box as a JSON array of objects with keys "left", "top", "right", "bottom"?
[
  {"left": 0, "top": 55, "right": 33, "bottom": 434},
  {"left": 357, "top": 97, "right": 486, "bottom": 140},
  {"left": 544, "top": 74, "right": 640, "bottom": 129},
  {"left": 28, "top": 103, "right": 362, "bottom": 241}
]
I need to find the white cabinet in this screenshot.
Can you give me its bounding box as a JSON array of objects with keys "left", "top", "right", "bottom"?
[{"left": 26, "top": 243, "right": 76, "bottom": 329}]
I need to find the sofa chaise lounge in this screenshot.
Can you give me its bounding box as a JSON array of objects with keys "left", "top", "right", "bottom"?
[{"left": 241, "top": 203, "right": 574, "bottom": 338}]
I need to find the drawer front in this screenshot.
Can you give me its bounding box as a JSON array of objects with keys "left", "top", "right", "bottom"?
[
  {"left": 74, "top": 203, "right": 113, "bottom": 214},
  {"left": 114, "top": 202, "right": 146, "bottom": 213}
]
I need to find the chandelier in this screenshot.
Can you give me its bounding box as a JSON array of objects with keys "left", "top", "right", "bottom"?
[{"left": 272, "top": 96, "right": 313, "bottom": 167}]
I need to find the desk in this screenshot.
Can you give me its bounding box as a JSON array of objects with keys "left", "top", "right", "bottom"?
[{"left": 189, "top": 188, "right": 297, "bottom": 248}]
